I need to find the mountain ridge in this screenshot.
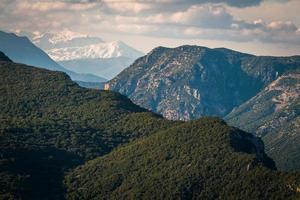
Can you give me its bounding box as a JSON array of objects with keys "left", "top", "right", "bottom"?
[
  {"left": 0, "top": 51, "right": 12, "bottom": 62},
  {"left": 108, "top": 45, "right": 300, "bottom": 171},
  {"left": 65, "top": 117, "right": 300, "bottom": 200},
  {"left": 109, "top": 45, "right": 300, "bottom": 120},
  {"left": 0, "top": 30, "right": 107, "bottom": 82},
  {"left": 32, "top": 30, "right": 144, "bottom": 79}
]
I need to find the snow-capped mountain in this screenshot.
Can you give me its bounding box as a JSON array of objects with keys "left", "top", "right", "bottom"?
[
  {"left": 33, "top": 29, "right": 104, "bottom": 50},
  {"left": 0, "top": 30, "right": 107, "bottom": 83},
  {"left": 47, "top": 41, "right": 144, "bottom": 61},
  {"left": 33, "top": 30, "right": 144, "bottom": 79}
]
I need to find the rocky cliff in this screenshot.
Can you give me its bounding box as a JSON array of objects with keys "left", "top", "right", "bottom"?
[{"left": 109, "top": 45, "right": 300, "bottom": 120}]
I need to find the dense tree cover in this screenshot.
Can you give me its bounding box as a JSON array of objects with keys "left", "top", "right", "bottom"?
[
  {"left": 65, "top": 117, "right": 300, "bottom": 200},
  {"left": 1, "top": 60, "right": 300, "bottom": 200},
  {"left": 0, "top": 62, "right": 176, "bottom": 199}
]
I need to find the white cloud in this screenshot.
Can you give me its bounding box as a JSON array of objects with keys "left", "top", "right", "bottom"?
[
  {"left": 267, "top": 21, "right": 298, "bottom": 32},
  {"left": 170, "top": 5, "right": 233, "bottom": 28},
  {"left": 103, "top": 1, "right": 152, "bottom": 14},
  {"left": 183, "top": 28, "right": 203, "bottom": 36}
]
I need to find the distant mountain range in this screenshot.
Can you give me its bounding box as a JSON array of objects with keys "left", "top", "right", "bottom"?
[
  {"left": 1, "top": 55, "right": 299, "bottom": 199},
  {"left": 33, "top": 30, "right": 144, "bottom": 79},
  {"left": 0, "top": 30, "right": 107, "bottom": 83},
  {"left": 32, "top": 29, "right": 104, "bottom": 50},
  {"left": 108, "top": 45, "right": 300, "bottom": 171}
]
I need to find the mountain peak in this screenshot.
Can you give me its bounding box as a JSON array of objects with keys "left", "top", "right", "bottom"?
[
  {"left": 46, "top": 40, "right": 144, "bottom": 61},
  {"left": 33, "top": 30, "right": 104, "bottom": 50},
  {"left": 34, "top": 29, "right": 89, "bottom": 44},
  {"left": 0, "top": 30, "right": 106, "bottom": 82},
  {"left": 109, "top": 45, "right": 300, "bottom": 120}
]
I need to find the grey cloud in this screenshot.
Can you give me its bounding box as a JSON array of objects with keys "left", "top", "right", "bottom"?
[
  {"left": 171, "top": 0, "right": 263, "bottom": 8},
  {"left": 0, "top": 0, "right": 299, "bottom": 51}
]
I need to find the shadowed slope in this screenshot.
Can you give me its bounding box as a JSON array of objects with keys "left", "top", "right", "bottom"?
[{"left": 65, "top": 118, "right": 300, "bottom": 200}]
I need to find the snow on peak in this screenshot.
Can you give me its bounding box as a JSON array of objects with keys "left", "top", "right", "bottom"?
[
  {"left": 33, "top": 29, "right": 104, "bottom": 50},
  {"left": 46, "top": 40, "right": 144, "bottom": 61},
  {"left": 32, "top": 30, "right": 144, "bottom": 61},
  {"left": 49, "top": 30, "right": 88, "bottom": 44},
  {"left": 34, "top": 29, "right": 88, "bottom": 44}
]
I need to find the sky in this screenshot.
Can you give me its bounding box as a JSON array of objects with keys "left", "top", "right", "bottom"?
[{"left": 0, "top": 0, "right": 300, "bottom": 56}]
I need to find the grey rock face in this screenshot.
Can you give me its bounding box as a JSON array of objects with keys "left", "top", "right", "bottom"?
[
  {"left": 109, "top": 45, "right": 300, "bottom": 121},
  {"left": 226, "top": 72, "right": 300, "bottom": 171}
]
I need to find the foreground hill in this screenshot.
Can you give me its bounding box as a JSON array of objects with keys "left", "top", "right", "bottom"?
[
  {"left": 0, "top": 30, "right": 106, "bottom": 83},
  {"left": 1, "top": 54, "right": 300, "bottom": 199},
  {"left": 0, "top": 57, "right": 174, "bottom": 199},
  {"left": 226, "top": 72, "right": 300, "bottom": 171},
  {"left": 109, "top": 45, "right": 300, "bottom": 120},
  {"left": 65, "top": 118, "right": 300, "bottom": 200}
]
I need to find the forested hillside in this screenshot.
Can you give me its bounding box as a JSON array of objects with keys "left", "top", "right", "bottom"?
[
  {"left": 65, "top": 118, "right": 300, "bottom": 200},
  {"left": 0, "top": 59, "right": 175, "bottom": 199},
  {"left": 1, "top": 55, "right": 299, "bottom": 200}
]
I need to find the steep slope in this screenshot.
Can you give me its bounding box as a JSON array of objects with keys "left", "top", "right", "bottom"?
[
  {"left": 0, "top": 51, "right": 12, "bottom": 62},
  {"left": 225, "top": 72, "right": 300, "bottom": 171},
  {"left": 109, "top": 45, "right": 300, "bottom": 120},
  {"left": 65, "top": 117, "right": 300, "bottom": 200},
  {"left": 33, "top": 31, "right": 144, "bottom": 79},
  {"left": 0, "top": 61, "right": 174, "bottom": 199},
  {"left": 0, "top": 30, "right": 106, "bottom": 82}
]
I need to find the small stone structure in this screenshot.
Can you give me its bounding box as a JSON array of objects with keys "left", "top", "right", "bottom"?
[{"left": 104, "top": 83, "right": 110, "bottom": 90}]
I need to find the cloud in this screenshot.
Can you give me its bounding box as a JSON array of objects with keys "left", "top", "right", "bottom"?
[
  {"left": 14, "top": 1, "right": 98, "bottom": 12},
  {"left": 0, "top": 0, "right": 299, "bottom": 55},
  {"left": 169, "top": 5, "right": 233, "bottom": 29},
  {"left": 117, "top": 4, "right": 234, "bottom": 29},
  {"left": 95, "top": 0, "right": 265, "bottom": 15},
  {"left": 267, "top": 21, "right": 298, "bottom": 32},
  {"left": 104, "top": 1, "right": 152, "bottom": 14},
  {"left": 108, "top": 3, "right": 300, "bottom": 45}
]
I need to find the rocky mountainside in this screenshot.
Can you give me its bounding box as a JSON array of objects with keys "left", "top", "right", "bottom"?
[
  {"left": 109, "top": 45, "right": 300, "bottom": 120},
  {"left": 0, "top": 30, "right": 106, "bottom": 82},
  {"left": 33, "top": 30, "right": 144, "bottom": 79},
  {"left": 226, "top": 72, "right": 300, "bottom": 171}
]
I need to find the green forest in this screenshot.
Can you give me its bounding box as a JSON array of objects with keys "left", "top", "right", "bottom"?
[{"left": 1, "top": 61, "right": 300, "bottom": 200}]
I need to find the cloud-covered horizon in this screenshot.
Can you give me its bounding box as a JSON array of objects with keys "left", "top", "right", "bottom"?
[{"left": 1, "top": 0, "right": 299, "bottom": 55}]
